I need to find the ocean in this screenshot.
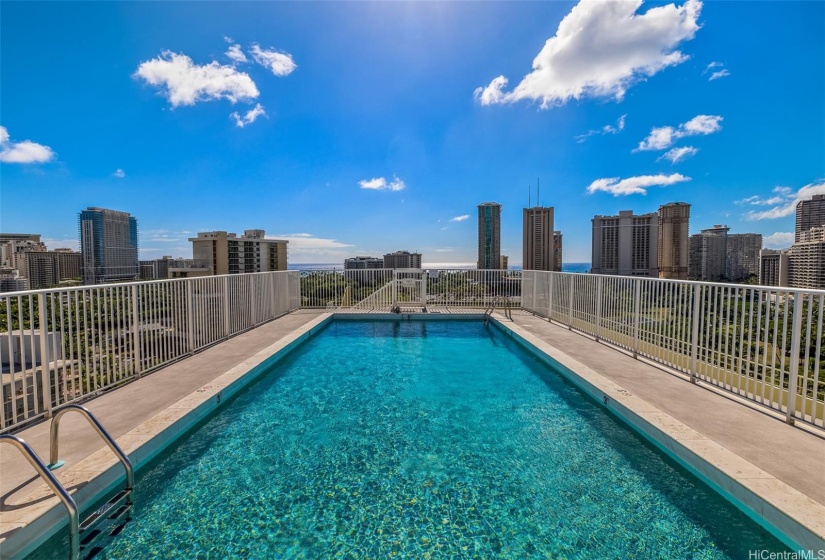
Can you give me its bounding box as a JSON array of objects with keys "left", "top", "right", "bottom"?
[{"left": 289, "top": 263, "right": 591, "bottom": 273}]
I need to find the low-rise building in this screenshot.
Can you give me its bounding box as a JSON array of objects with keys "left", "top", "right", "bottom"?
[
  {"left": 344, "top": 256, "right": 384, "bottom": 270},
  {"left": 189, "top": 230, "right": 288, "bottom": 275}
]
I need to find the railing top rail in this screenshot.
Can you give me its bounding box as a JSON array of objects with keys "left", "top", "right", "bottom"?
[
  {"left": 0, "top": 269, "right": 299, "bottom": 297},
  {"left": 529, "top": 270, "right": 825, "bottom": 296}
]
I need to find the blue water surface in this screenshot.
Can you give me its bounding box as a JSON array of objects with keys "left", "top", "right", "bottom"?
[{"left": 31, "top": 320, "right": 787, "bottom": 559}]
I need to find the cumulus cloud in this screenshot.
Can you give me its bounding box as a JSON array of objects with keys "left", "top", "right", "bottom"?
[
  {"left": 113, "top": 168, "right": 126, "bottom": 178},
  {"left": 226, "top": 44, "right": 248, "bottom": 64},
  {"left": 449, "top": 215, "right": 470, "bottom": 222},
  {"left": 358, "top": 176, "right": 406, "bottom": 191},
  {"left": 250, "top": 45, "right": 297, "bottom": 77},
  {"left": 744, "top": 181, "right": 825, "bottom": 220},
  {"left": 475, "top": 0, "right": 702, "bottom": 108},
  {"left": 0, "top": 126, "right": 55, "bottom": 164},
  {"left": 270, "top": 233, "right": 354, "bottom": 262},
  {"left": 636, "top": 114, "right": 722, "bottom": 151},
  {"left": 762, "top": 232, "right": 794, "bottom": 249},
  {"left": 659, "top": 146, "right": 698, "bottom": 163},
  {"left": 134, "top": 51, "right": 259, "bottom": 107},
  {"left": 586, "top": 173, "right": 690, "bottom": 196},
  {"left": 576, "top": 114, "right": 627, "bottom": 143},
  {"left": 230, "top": 103, "right": 267, "bottom": 127}
]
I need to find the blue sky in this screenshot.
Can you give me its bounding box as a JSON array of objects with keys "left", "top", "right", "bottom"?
[{"left": 1, "top": 1, "right": 823, "bottom": 264}]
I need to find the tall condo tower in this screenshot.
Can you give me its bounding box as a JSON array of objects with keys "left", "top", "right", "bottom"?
[
  {"left": 658, "top": 202, "right": 691, "bottom": 280},
  {"left": 477, "top": 202, "right": 502, "bottom": 270},
  {"left": 591, "top": 210, "right": 658, "bottom": 276},
  {"left": 795, "top": 194, "right": 825, "bottom": 242},
  {"left": 79, "top": 207, "right": 139, "bottom": 285},
  {"left": 522, "top": 206, "right": 555, "bottom": 271}
]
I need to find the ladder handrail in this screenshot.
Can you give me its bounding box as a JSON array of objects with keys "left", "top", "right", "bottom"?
[
  {"left": 1, "top": 434, "right": 80, "bottom": 560},
  {"left": 484, "top": 295, "right": 512, "bottom": 322},
  {"left": 50, "top": 405, "right": 134, "bottom": 501}
]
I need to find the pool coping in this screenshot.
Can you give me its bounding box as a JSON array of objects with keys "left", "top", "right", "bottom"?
[
  {"left": 490, "top": 315, "right": 825, "bottom": 553},
  {"left": 2, "top": 312, "right": 823, "bottom": 557}
]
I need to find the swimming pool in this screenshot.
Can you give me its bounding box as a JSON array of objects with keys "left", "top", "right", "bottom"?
[{"left": 30, "top": 319, "right": 788, "bottom": 558}]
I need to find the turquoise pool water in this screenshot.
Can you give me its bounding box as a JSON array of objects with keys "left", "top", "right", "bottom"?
[{"left": 32, "top": 320, "right": 787, "bottom": 558}]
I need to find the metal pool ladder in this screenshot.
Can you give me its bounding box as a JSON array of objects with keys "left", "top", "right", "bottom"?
[
  {"left": 1, "top": 404, "right": 134, "bottom": 560},
  {"left": 484, "top": 295, "right": 513, "bottom": 323}
]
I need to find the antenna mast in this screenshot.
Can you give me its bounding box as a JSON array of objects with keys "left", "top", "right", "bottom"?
[{"left": 537, "top": 177, "right": 540, "bottom": 207}]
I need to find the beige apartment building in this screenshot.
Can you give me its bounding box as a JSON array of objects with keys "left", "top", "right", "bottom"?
[
  {"left": 689, "top": 227, "right": 727, "bottom": 282},
  {"left": 795, "top": 194, "right": 825, "bottom": 242},
  {"left": 658, "top": 202, "right": 690, "bottom": 280},
  {"left": 788, "top": 226, "right": 825, "bottom": 289},
  {"left": 383, "top": 251, "right": 422, "bottom": 269},
  {"left": 591, "top": 210, "right": 659, "bottom": 276},
  {"left": 190, "top": 230, "right": 288, "bottom": 275},
  {"left": 522, "top": 207, "right": 562, "bottom": 271},
  {"left": 760, "top": 249, "right": 790, "bottom": 287}
]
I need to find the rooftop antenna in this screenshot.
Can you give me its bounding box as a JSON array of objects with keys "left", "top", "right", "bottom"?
[
  {"left": 537, "top": 177, "right": 541, "bottom": 207},
  {"left": 528, "top": 185, "right": 531, "bottom": 208}
]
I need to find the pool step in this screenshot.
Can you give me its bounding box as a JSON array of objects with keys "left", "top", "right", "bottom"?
[{"left": 79, "top": 489, "right": 133, "bottom": 558}]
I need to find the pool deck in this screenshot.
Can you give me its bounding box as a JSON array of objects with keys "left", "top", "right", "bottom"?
[{"left": 2, "top": 309, "right": 824, "bottom": 556}]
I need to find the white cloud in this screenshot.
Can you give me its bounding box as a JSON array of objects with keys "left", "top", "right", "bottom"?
[
  {"left": 0, "top": 126, "right": 55, "bottom": 164},
  {"left": 636, "top": 114, "right": 722, "bottom": 151},
  {"left": 745, "top": 181, "right": 825, "bottom": 220},
  {"left": 576, "top": 114, "right": 627, "bottom": 142},
  {"left": 358, "top": 176, "right": 406, "bottom": 191},
  {"left": 224, "top": 36, "right": 234, "bottom": 44},
  {"left": 226, "top": 44, "right": 248, "bottom": 64},
  {"left": 762, "top": 232, "right": 794, "bottom": 249},
  {"left": 230, "top": 103, "right": 267, "bottom": 127},
  {"left": 449, "top": 215, "right": 470, "bottom": 222},
  {"left": 475, "top": 0, "right": 702, "bottom": 108},
  {"left": 435, "top": 248, "right": 455, "bottom": 252},
  {"left": 586, "top": 173, "right": 690, "bottom": 196},
  {"left": 709, "top": 69, "right": 730, "bottom": 81},
  {"left": 659, "top": 146, "right": 698, "bottom": 163},
  {"left": 134, "top": 51, "right": 259, "bottom": 107},
  {"left": 250, "top": 44, "right": 297, "bottom": 77},
  {"left": 270, "top": 233, "right": 354, "bottom": 262},
  {"left": 113, "top": 168, "right": 126, "bottom": 178}
]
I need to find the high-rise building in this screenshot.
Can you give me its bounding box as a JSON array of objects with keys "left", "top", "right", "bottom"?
[
  {"left": 553, "top": 231, "right": 563, "bottom": 272},
  {"left": 726, "top": 233, "right": 762, "bottom": 282},
  {"left": 0, "top": 233, "right": 46, "bottom": 270},
  {"left": 16, "top": 250, "right": 82, "bottom": 289},
  {"left": 345, "top": 256, "right": 385, "bottom": 270},
  {"left": 591, "top": 210, "right": 658, "bottom": 276},
  {"left": 795, "top": 194, "right": 825, "bottom": 242},
  {"left": 383, "top": 251, "right": 422, "bottom": 269},
  {"left": 190, "top": 230, "right": 288, "bottom": 275},
  {"left": 759, "top": 249, "right": 789, "bottom": 287},
  {"left": 522, "top": 206, "right": 555, "bottom": 271},
  {"left": 0, "top": 272, "right": 28, "bottom": 293},
  {"left": 500, "top": 255, "right": 509, "bottom": 270},
  {"left": 788, "top": 226, "right": 825, "bottom": 289},
  {"left": 79, "top": 207, "right": 139, "bottom": 285},
  {"left": 689, "top": 226, "right": 728, "bottom": 282},
  {"left": 658, "top": 202, "right": 690, "bottom": 280},
  {"left": 477, "top": 202, "right": 501, "bottom": 270}
]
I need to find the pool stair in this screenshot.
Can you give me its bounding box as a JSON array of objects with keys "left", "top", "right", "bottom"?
[{"left": 1, "top": 405, "right": 134, "bottom": 560}]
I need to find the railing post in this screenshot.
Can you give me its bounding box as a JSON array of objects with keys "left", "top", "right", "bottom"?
[
  {"left": 785, "top": 294, "right": 804, "bottom": 425},
  {"left": 547, "top": 272, "right": 554, "bottom": 323},
  {"left": 689, "top": 283, "right": 701, "bottom": 384},
  {"left": 250, "top": 275, "right": 257, "bottom": 326},
  {"left": 392, "top": 270, "right": 398, "bottom": 307},
  {"left": 568, "top": 274, "right": 574, "bottom": 330},
  {"left": 532, "top": 271, "right": 538, "bottom": 314},
  {"left": 37, "top": 293, "right": 52, "bottom": 419},
  {"left": 131, "top": 285, "right": 141, "bottom": 378},
  {"left": 186, "top": 280, "right": 195, "bottom": 354},
  {"left": 224, "top": 276, "right": 231, "bottom": 336},
  {"left": 632, "top": 279, "right": 641, "bottom": 358},
  {"left": 595, "top": 276, "right": 603, "bottom": 342}
]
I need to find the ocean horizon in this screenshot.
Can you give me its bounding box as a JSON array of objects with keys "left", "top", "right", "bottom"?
[{"left": 289, "top": 263, "right": 591, "bottom": 273}]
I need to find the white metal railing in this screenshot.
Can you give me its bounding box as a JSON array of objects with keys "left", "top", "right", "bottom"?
[
  {"left": 522, "top": 271, "right": 825, "bottom": 429},
  {"left": 300, "top": 268, "right": 522, "bottom": 311},
  {"left": 0, "top": 270, "right": 299, "bottom": 432}
]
